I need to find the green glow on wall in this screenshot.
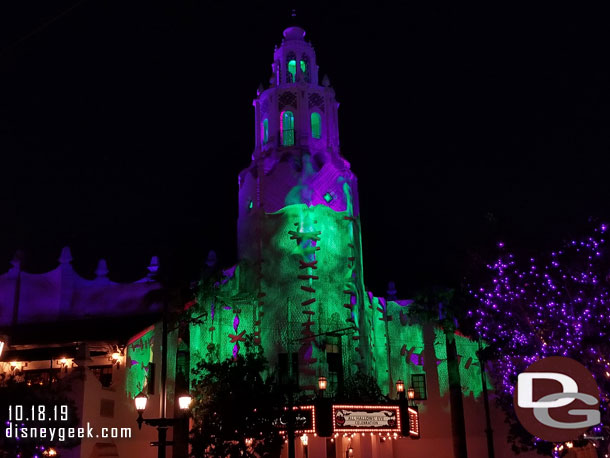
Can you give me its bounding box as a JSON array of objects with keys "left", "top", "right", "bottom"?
[
  {"left": 282, "top": 111, "right": 294, "bottom": 146},
  {"left": 263, "top": 118, "right": 269, "bottom": 144},
  {"left": 288, "top": 60, "right": 296, "bottom": 81},
  {"left": 311, "top": 112, "right": 321, "bottom": 139},
  {"left": 433, "top": 328, "right": 488, "bottom": 399},
  {"left": 323, "top": 192, "right": 333, "bottom": 203},
  {"left": 126, "top": 328, "right": 154, "bottom": 398}
]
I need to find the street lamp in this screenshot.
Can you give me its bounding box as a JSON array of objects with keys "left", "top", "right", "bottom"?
[
  {"left": 0, "top": 334, "right": 7, "bottom": 359},
  {"left": 177, "top": 393, "right": 192, "bottom": 411},
  {"left": 318, "top": 376, "right": 327, "bottom": 393},
  {"left": 300, "top": 434, "right": 309, "bottom": 458},
  {"left": 395, "top": 379, "right": 405, "bottom": 394},
  {"left": 135, "top": 392, "right": 148, "bottom": 419},
  {"left": 407, "top": 387, "right": 415, "bottom": 402},
  {"left": 134, "top": 390, "right": 191, "bottom": 458}
]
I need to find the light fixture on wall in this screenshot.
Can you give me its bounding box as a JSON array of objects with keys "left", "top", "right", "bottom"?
[
  {"left": 0, "top": 334, "right": 7, "bottom": 360},
  {"left": 407, "top": 387, "right": 415, "bottom": 401},
  {"left": 395, "top": 379, "right": 405, "bottom": 394}
]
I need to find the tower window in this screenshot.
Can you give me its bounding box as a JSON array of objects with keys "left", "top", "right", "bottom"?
[
  {"left": 262, "top": 118, "right": 269, "bottom": 144},
  {"left": 288, "top": 60, "right": 306, "bottom": 82},
  {"left": 288, "top": 60, "right": 297, "bottom": 82},
  {"left": 301, "top": 55, "right": 310, "bottom": 83},
  {"left": 311, "top": 112, "right": 321, "bottom": 139},
  {"left": 281, "top": 111, "right": 295, "bottom": 146}
]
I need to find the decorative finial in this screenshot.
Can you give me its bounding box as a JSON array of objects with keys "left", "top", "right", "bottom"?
[
  {"left": 147, "top": 256, "right": 159, "bottom": 277},
  {"left": 95, "top": 259, "right": 109, "bottom": 277},
  {"left": 206, "top": 250, "right": 217, "bottom": 268},
  {"left": 291, "top": 8, "right": 296, "bottom": 18},
  {"left": 11, "top": 250, "right": 24, "bottom": 268},
  {"left": 59, "top": 246, "right": 73, "bottom": 264}
]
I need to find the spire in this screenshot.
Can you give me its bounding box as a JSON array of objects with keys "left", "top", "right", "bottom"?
[
  {"left": 95, "top": 259, "right": 109, "bottom": 278},
  {"left": 59, "top": 246, "right": 73, "bottom": 264},
  {"left": 147, "top": 255, "right": 160, "bottom": 279}
]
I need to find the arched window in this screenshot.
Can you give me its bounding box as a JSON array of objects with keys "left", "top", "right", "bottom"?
[
  {"left": 287, "top": 52, "right": 297, "bottom": 83},
  {"left": 281, "top": 111, "right": 295, "bottom": 146},
  {"left": 300, "top": 55, "right": 310, "bottom": 83},
  {"left": 262, "top": 118, "right": 269, "bottom": 144},
  {"left": 311, "top": 112, "right": 321, "bottom": 139}
]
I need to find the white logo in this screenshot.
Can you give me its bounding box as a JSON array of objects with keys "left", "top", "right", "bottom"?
[{"left": 517, "top": 372, "right": 600, "bottom": 429}]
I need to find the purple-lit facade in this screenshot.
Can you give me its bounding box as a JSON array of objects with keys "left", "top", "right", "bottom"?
[{"left": 187, "top": 25, "right": 542, "bottom": 458}]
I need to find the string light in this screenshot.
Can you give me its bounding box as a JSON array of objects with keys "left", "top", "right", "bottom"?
[{"left": 470, "top": 223, "right": 609, "bottom": 452}]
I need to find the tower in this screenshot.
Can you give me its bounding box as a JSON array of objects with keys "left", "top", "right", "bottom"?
[
  {"left": 235, "top": 25, "right": 370, "bottom": 393},
  {"left": 188, "top": 25, "right": 371, "bottom": 394}
]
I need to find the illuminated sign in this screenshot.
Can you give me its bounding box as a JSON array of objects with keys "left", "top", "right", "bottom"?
[
  {"left": 408, "top": 406, "right": 420, "bottom": 439},
  {"left": 276, "top": 405, "right": 316, "bottom": 434},
  {"left": 332, "top": 405, "right": 401, "bottom": 433}
]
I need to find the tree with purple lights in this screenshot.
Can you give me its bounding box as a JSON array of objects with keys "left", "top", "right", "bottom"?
[{"left": 470, "top": 223, "right": 610, "bottom": 457}]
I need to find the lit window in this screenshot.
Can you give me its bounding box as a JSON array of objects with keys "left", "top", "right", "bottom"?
[
  {"left": 311, "top": 112, "right": 321, "bottom": 139},
  {"left": 262, "top": 118, "right": 269, "bottom": 144},
  {"left": 411, "top": 374, "right": 427, "bottom": 400},
  {"left": 281, "top": 111, "right": 295, "bottom": 146},
  {"left": 248, "top": 200, "right": 254, "bottom": 210},
  {"left": 288, "top": 59, "right": 297, "bottom": 82},
  {"left": 300, "top": 60, "right": 306, "bottom": 74}
]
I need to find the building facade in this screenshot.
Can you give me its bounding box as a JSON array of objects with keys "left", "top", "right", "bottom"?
[{"left": 186, "top": 25, "right": 539, "bottom": 458}]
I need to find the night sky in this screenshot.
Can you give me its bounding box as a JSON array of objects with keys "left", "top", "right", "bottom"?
[{"left": 1, "top": 2, "right": 608, "bottom": 296}]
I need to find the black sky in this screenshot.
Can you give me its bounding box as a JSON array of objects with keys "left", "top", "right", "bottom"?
[{"left": 1, "top": 2, "right": 609, "bottom": 296}]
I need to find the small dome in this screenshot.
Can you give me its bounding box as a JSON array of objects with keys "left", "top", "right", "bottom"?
[{"left": 283, "top": 26, "right": 306, "bottom": 41}]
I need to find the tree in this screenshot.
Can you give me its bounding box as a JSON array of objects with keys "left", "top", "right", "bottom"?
[
  {"left": 189, "top": 340, "right": 284, "bottom": 458},
  {"left": 469, "top": 223, "right": 610, "bottom": 457},
  {"left": 338, "top": 370, "right": 386, "bottom": 404},
  {"left": 0, "top": 371, "right": 80, "bottom": 457},
  {"left": 407, "top": 287, "right": 472, "bottom": 458}
]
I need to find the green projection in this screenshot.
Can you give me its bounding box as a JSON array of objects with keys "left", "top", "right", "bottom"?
[
  {"left": 282, "top": 111, "right": 294, "bottom": 146},
  {"left": 126, "top": 328, "right": 154, "bottom": 398},
  {"left": 263, "top": 118, "right": 269, "bottom": 144},
  {"left": 288, "top": 59, "right": 307, "bottom": 81},
  {"left": 311, "top": 112, "right": 321, "bottom": 139},
  {"left": 288, "top": 60, "right": 296, "bottom": 81},
  {"left": 433, "top": 328, "right": 488, "bottom": 399}
]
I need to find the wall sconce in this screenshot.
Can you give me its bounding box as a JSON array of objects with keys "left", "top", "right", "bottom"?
[
  {"left": 407, "top": 388, "right": 416, "bottom": 401},
  {"left": 0, "top": 335, "right": 7, "bottom": 359},
  {"left": 10, "top": 361, "right": 20, "bottom": 372},
  {"left": 395, "top": 379, "right": 405, "bottom": 393},
  {"left": 318, "top": 376, "right": 327, "bottom": 392}
]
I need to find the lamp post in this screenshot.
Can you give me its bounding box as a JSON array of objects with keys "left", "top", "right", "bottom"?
[
  {"left": 134, "top": 299, "right": 191, "bottom": 458},
  {"left": 134, "top": 391, "right": 192, "bottom": 458},
  {"left": 300, "top": 433, "right": 309, "bottom": 458},
  {"left": 407, "top": 387, "right": 415, "bottom": 405},
  {"left": 0, "top": 334, "right": 7, "bottom": 360},
  {"left": 318, "top": 376, "right": 327, "bottom": 395}
]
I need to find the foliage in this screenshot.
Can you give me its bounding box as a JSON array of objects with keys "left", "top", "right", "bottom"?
[
  {"left": 338, "top": 370, "right": 386, "bottom": 404},
  {"left": 470, "top": 223, "right": 610, "bottom": 457},
  {"left": 0, "top": 371, "right": 80, "bottom": 457},
  {"left": 189, "top": 339, "right": 284, "bottom": 458}
]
